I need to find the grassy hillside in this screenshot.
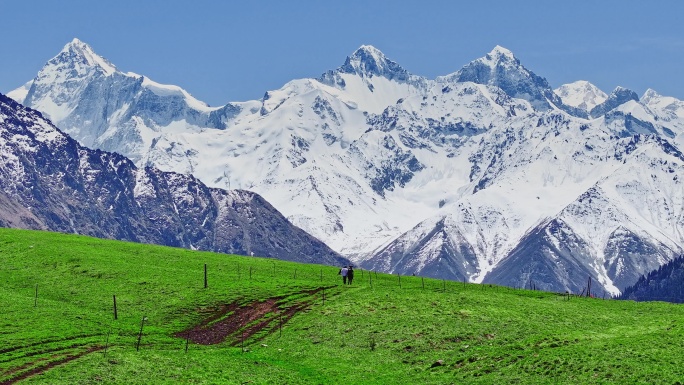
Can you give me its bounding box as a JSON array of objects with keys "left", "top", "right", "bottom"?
[{"left": 1, "top": 228, "right": 684, "bottom": 384}]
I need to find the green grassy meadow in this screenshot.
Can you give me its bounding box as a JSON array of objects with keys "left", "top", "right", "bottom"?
[{"left": 1, "top": 228, "right": 684, "bottom": 384}]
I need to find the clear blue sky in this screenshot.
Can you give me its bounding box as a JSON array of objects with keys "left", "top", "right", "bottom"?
[{"left": 1, "top": 0, "right": 683, "bottom": 106}]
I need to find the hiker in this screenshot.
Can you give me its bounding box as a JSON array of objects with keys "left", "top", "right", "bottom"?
[
  {"left": 347, "top": 266, "right": 354, "bottom": 285},
  {"left": 339, "top": 266, "right": 348, "bottom": 285}
]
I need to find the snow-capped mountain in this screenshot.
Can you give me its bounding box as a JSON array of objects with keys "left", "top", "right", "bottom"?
[
  {"left": 10, "top": 38, "right": 258, "bottom": 165},
  {"left": 9, "top": 39, "right": 684, "bottom": 294},
  {"left": 363, "top": 109, "right": 684, "bottom": 293},
  {"left": 0, "top": 92, "right": 347, "bottom": 266},
  {"left": 589, "top": 86, "right": 640, "bottom": 119},
  {"left": 438, "top": 46, "right": 587, "bottom": 118},
  {"left": 554, "top": 80, "right": 608, "bottom": 112}
]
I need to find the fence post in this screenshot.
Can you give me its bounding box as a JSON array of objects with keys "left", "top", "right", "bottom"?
[
  {"left": 136, "top": 316, "right": 146, "bottom": 351},
  {"left": 587, "top": 276, "right": 592, "bottom": 298},
  {"left": 113, "top": 295, "right": 118, "bottom": 320},
  {"left": 103, "top": 329, "right": 111, "bottom": 358},
  {"left": 34, "top": 284, "right": 38, "bottom": 307},
  {"left": 204, "top": 264, "right": 208, "bottom": 289}
]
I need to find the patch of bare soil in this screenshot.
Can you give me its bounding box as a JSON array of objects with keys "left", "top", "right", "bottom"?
[{"left": 175, "top": 286, "right": 331, "bottom": 345}]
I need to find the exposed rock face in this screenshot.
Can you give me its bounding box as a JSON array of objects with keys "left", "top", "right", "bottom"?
[{"left": 0, "top": 93, "right": 348, "bottom": 266}]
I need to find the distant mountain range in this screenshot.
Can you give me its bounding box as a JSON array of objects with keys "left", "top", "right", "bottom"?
[
  {"left": 0, "top": 93, "right": 347, "bottom": 266},
  {"left": 7, "top": 39, "right": 684, "bottom": 294}
]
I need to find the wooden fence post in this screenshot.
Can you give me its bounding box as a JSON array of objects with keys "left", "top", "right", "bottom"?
[
  {"left": 136, "top": 316, "right": 146, "bottom": 351},
  {"left": 103, "top": 329, "right": 111, "bottom": 358},
  {"left": 113, "top": 295, "right": 118, "bottom": 320},
  {"left": 204, "top": 264, "right": 208, "bottom": 288},
  {"left": 587, "top": 276, "right": 592, "bottom": 298}
]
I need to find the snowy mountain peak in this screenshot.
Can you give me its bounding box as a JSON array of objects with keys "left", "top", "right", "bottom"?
[
  {"left": 63, "top": 37, "right": 88, "bottom": 51},
  {"left": 55, "top": 38, "right": 117, "bottom": 76},
  {"left": 15, "top": 38, "right": 122, "bottom": 122},
  {"left": 337, "top": 44, "right": 411, "bottom": 81},
  {"left": 345, "top": 45, "right": 390, "bottom": 73},
  {"left": 641, "top": 88, "right": 661, "bottom": 102},
  {"left": 611, "top": 86, "right": 634, "bottom": 95},
  {"left": 608, "top": 86, "right": 638, "bottom": 101},
  {"left": 589, "top": 86, "right": 640, "bottom": 118},
  {"left": 554, "top": 80, "right": 608, "bottom": 112},
  {"left": 486, "top": 45, "right": 517, "bottom": 63},
  {"left": 351, "top": 45, "right": 387, "bottom": 63},
  {"left": 442, "top": 45, "right": 583, "bottom": 114}
]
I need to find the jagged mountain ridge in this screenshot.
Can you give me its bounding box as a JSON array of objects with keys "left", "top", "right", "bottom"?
[
  {"left": 9, "top": 39, "right": 684, "bottom": 294},
  {"left": 0, "top": 93, "right": 348, "bottom": 266}
]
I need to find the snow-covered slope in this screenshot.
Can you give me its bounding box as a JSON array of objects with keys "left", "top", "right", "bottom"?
[
  {"left": 0, "top": 92, "right": 348, "bottom": 265},
  {"left": 9, "top": 39, "right": 684, "bottom": 293},
  {"left": 555, "top": 80, "right": 608, "bottom": 112}
]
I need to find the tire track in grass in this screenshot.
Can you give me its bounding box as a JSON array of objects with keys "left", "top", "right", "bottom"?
[
  {"left": 0, "top": 339, "right": 102, "bottom": 364},
  {"left": 176, "top": 286, "right": 334, "bottom": 345},
  {"left": 0, "top": 334, "right": 100, "bottom": 356},
  {"left": 0, "top": 345, "right": 103, "bottom": 385}
]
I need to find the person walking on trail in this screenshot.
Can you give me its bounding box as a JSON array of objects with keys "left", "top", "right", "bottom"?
[
  {"left": 339, "top": 266, "right": 348, "bottom": 285},
  {"left": 347, "top": 266, "right": 355, "bottom": 285}
]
